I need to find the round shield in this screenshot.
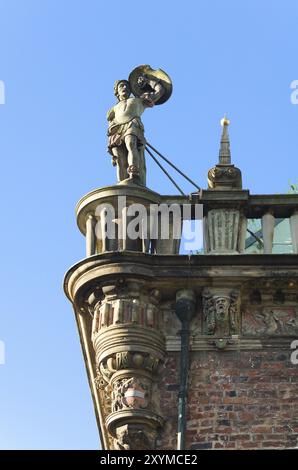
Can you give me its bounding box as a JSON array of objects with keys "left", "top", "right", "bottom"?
[{"left": 128, "top": 64, "right": 173, "bottom": 105}]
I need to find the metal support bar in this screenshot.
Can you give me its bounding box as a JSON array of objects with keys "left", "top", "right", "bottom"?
[
  {"left": 145, "top": 146, "right": 185, "bottom": 196},
  {"left": 146, "top": 141, "right": 201, "bottom": 191}
]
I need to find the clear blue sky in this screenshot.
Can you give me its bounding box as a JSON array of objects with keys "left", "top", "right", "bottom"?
[{"left": 0, "top": 0, "right": 297, "bottom": 449}]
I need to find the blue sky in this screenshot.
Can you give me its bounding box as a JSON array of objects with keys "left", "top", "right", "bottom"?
[{"left": 0, "top": 0, "right": 297, "bottom": 449}]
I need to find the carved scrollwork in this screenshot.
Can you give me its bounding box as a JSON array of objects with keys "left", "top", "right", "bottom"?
[
  {"left": 208, "top": 164, "right": 242, "bottom": 189},
  {"left": 98, "top": 351, "right": 164, "bottom": 384},
  {"left": 94, "top": 374, "right": 107, "bottom": 390},
  {"left": 209, "top": 166, "right": 236, "bottom": 179}
]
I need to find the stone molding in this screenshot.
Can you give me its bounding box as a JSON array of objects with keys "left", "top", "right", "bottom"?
[{"left": 165, "top": 336, "right": 294, "bottom": 351}]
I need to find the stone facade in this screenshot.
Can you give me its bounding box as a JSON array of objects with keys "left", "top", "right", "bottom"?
[
  {"left": 159, "top": 351, "right": 298, "bottom": 450},
  {"left": 64, "top": 251, "right": 298, "bottom": 449},
  {"left": 64, "top": 120, "right": 298, "bottom": 450},
  {"left": 157, "top": 286, "right": 298, "bottom": 449}
]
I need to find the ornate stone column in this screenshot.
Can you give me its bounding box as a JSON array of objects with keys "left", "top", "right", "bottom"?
[{"left": 90, "top": 280, "right": 166, "bottom": 450}]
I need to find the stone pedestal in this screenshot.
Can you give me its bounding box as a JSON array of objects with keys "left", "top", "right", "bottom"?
[{"left": 76, "top": 184, "right": 182, "bottom": 256}]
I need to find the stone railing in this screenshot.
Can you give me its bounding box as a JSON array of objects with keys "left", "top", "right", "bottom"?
[
  {"left": 76, "top": 185, "right": 298, "bottom": 256},
  {"left": 202, "top": 191, "right": 298, "bottom": 255}
]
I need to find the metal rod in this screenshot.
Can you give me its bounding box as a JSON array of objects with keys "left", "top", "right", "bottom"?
[
  {"left": 146, "top": 141, "right": 201, "bottom": 191},
  {"left": 175, "top": 290, "right": 196, "bottom": 450},
  {"left": 247, "top": 228, "right": 264, "bottom": 247},
  {"left": 177, "top": 320, "right": 190, "bottom": 450},
  {"left": 145, "top": 147, "right": 185, "bottom": 196}
]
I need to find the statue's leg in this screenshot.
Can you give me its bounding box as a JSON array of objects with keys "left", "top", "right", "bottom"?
[
  {"left": 112, "top": 147, "right": 128, "bottom": 182},
  {"left": 124, "top": 135, "right": 140, "bottom": 176},
  {"left": 138, "top": 145, "right": 146, "bottom": 186}
]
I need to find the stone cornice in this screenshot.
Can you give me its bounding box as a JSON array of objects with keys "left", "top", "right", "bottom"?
[{"left": 64, "top": 252, "right": 298, "bottom": 302}]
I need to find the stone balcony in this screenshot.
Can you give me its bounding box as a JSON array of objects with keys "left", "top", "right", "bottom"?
[{"left": 75, "top": 184, "right": 298, "bottom": 257}]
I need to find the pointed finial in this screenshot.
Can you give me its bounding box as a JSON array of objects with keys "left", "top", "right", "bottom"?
[
  {"left": 220, "top": 115, "right": 230, "bottom": 127},
  {"left": 219, "top": 115, "right": 231, "bottom": 164}
]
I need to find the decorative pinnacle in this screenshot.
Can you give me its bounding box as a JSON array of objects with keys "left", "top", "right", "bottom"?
[
  {"left": 219, "top": 115, "right": 231, "bottom": 164},
  {"left": 220, "top": 115, "right": 230, "bottom": 127}
]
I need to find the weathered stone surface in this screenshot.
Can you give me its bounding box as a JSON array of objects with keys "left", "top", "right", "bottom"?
[
  {"left": 89, "top": 281, "right": 166, "bottom": 449},
  {"left": 202, "top": 288, "right": 240, "bottom": 337},
  {"left": 205, "top": 209, "right": 240, "bottom": 254},
  {"left": 64, "top": 114, "right": 298, "bottom": 450},
  {"left": 107, "top": 65, "right": 172, "bottom": 186},
  {"left": 242, "top": 307, "right": 298, "bottom": 336},
  {"left": 157, "top": 350, "right": 298, "bottom": 450}
]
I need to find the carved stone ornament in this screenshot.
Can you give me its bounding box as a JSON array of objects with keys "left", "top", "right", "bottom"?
[
  {"left": 205, "top": 209, "right": 241, "bottom": 254},
  {"left": 203, "top": 288, "right": 240, "bottom": 337},
  {"left": 111, "top": 377, "right": 150, "bottom": 412},
  {"left": 114, "top": 424, "right": 157, "bottom": 450},
  {"left": 207, "top": 118, "right": 242, "bottom": 189},
  {"left": 242, "top": 307, "right": 298, "bottom": 336},
  {"left": 88, "top": 280, "right": 166, "bottom": 450},
  {"left": 208, "top": 165, "right": 242, "bottom": 189}
]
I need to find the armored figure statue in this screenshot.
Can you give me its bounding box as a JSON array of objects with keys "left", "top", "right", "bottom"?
[{"left": 107, "top": 65, "right": 172, "bottom": 186}]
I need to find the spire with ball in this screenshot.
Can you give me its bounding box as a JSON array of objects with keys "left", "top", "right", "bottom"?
[
  {"left": 207, "top": 116, "right": 242, "bottom": 189},
  {"left": 219, "top": 115, "right": 231, "bottom": 165}
]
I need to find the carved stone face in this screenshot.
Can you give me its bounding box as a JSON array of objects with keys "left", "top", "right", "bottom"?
[
  {"left": 137, "top": 73, "right": 147, "bottom": 89},
  {"left": 117, "top": 81, "right": 131, "bottom": 100},
  {"left": 214, "top": 297, "right": 230, "bottom": 319}
]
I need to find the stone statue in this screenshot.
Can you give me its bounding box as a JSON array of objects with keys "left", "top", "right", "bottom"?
[{"left": 107, "top": 65, "right": 172, "bottom": 186}]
